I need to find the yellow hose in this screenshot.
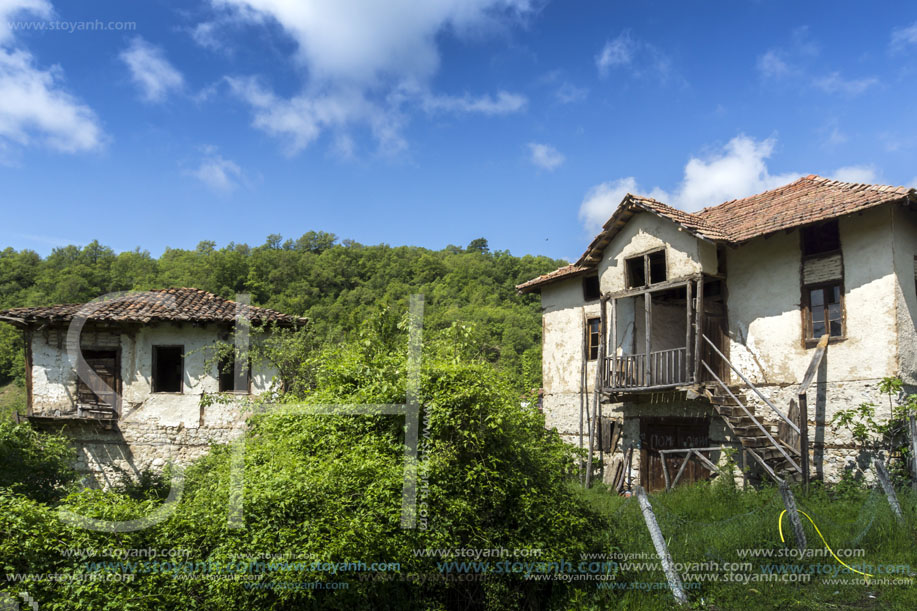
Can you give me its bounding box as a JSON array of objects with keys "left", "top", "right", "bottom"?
[{"left": 778, "top": 509, "right": 874, "bottom": 578}]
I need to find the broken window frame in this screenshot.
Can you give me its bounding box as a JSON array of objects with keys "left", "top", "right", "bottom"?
[
  {"left": 151, "top": 345, "right": 184, "bottom": 394},
  {"left": 586, "top": 317, "right": 601, "bottom": 361},
  {"left": 624, "top": 248, "right": 667, "bottom": 289},
  {"left": 801, "top": 281, "right": 845, "bottom": 347}
]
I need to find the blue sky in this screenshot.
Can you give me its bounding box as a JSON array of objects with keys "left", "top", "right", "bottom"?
[{"left": 1, "top": 0, "right": 916, "bottom": 262}]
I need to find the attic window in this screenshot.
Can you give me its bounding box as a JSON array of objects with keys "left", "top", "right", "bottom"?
[
  {"left": 582, "top": 275, "right": 600, "bottom": 301},
  {"left": 801, "top": 220, "right": 840, "bottom": 257},
  {"left": 152, "top": 346, "right": 183, "bottom": 393},
  {"left": 625, "top": 249, "right": 666, "bottom": 289}
]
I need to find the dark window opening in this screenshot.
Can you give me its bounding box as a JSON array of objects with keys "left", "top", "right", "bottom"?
[
  {"left": 648, "top": 251, "right": 666, "bottom": 284},
  {"left": 801, "top": 220, "right": 840, "bottom": 257},
  {"left": 218, "top": 351, "right": 251, "bottom": 393},
  {"left": 152, "top": 346, "right": 183, "bottom": 393},
  {"left": 625, "top": 250, "right": 666, "bottom": 288},
  {"left": 586, "top": 318, "right": 601, "bottom": 360},
  {"left": 582, "top": 275, "right": 601, "bottom": 301},
  {"left": 625, "top": 256, "right": 646, "bottom": 288},
  {"left": 805, "top": 283, "right": 843, "bottom": 341}
]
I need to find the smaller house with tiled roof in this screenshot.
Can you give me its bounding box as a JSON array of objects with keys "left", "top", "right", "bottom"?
[
  {"left": 518, "top": 175, "right": 917, "bottom": 491},
  {"left": 0, "top": 288, "right": 306, "bottom": 485}
]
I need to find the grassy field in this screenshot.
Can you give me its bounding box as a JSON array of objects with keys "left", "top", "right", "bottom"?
[
  {"left": 576, "top": 477, "right": 917, "bottom": 610},
  {"left": 0, "top": 383, "right": 25, "bottom": 421}
]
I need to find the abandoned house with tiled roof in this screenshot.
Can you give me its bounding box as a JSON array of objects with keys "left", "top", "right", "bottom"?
[
  {"left": 518, "top": 175, "right": 917, "bottom": 491},
  {"left": 0, "top": 288, "right": 306, "bottom": 485}
]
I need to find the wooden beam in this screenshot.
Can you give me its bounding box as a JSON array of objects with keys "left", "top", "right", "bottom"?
[
  {"left": 685, "top": 281, "right": 693, "bottom": 383},
  {"left": 610, "top": 298, "right": 617, "bottom": 388},
  {"left": 694, "top": 278, "right": 704, "bottom": 382},
  {"left": 799, "top": 334, "right": 829, "bottom": 394},
  {"left": 603, "top": 274, "right": 701, "bottom": 300},
  {"left": 645, "top": 292, "right": 652, "bottom": 387}
]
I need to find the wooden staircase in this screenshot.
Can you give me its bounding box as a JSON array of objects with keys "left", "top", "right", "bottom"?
[
  {"left": 697, "top": 333, "right": 828, "bottom": 486},
  {"left": 705, "top": 389, "right": 802, "bottom": 482}
]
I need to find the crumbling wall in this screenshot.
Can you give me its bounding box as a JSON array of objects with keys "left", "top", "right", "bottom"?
[{"left": 28, "top": 322, "right": 278, "bottom": 485}]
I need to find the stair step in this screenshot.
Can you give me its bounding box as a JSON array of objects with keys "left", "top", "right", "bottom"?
[{"left": 739, "top": 436, "right": 771, "bottom": 448}]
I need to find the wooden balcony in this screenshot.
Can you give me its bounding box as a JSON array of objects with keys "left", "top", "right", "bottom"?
[{"left": 605, "top": 347, "right": 689, "bottom": 390}]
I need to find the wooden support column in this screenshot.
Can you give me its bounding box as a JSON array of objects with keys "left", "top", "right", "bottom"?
[
  {"left": 685, "top": 281, "right": 692, "bottom": 383},
  {"left": 779, "top": 481, "right": 807, "bottom": 550},
  {"left": 693, "top": 277, "right": 704, "bottom": 382},
  {"left": 610, "top": 298, "right": 617, "bottom": 388},
  {"left": 645, "top": 292, "right": 652, "bottom": 387}
]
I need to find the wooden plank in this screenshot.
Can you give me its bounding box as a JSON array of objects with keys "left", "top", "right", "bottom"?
[
  {"left": 799, "top": 334, "right": 829, "bottom": 394},
  {"left": 694, "top": 278, "right": 703, "bottom": 382},
  {"left": 685, "top": 281, "right": 693, "bottom": 382},
  {"left": 605, "top": 274, "right": 702, "bottom": 300},
  {"left": 634, "top": 486, "right": 689, "bottom": 606},
  {"left": 910, "top": 414, "right": 917, "bottom": 493},
  {"left": 672, "top": 452, "right": 692, "bottom": 489},
  {"left": 799, "top": 394, "right": 810, "bottom": 492},
  {"left": 645, "top": 292, "right": 652, "bottom": 387},
  {"left": 610, "top": 297, "right": 617, "bottom": 386}
]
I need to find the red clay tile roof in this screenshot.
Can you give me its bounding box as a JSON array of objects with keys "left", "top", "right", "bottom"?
[
  {"left": 515, "top": 264, "right": 591, "bottom": 293},
  {"left": 0, "top": 288, "right": 307, "bottom": 328},
  {"left": 696, "top": 174, "right": 914, "bottom": 243},
  {"left": 517, "top": 175, "right": 916, "bottom": 293}
]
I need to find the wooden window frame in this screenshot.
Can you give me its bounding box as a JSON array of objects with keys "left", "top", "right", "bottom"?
[
  {"left": 801, "top": 280, "right": 845, "bottom": 348},
  {"left": 586, "top": 317, "right": 601, "bottom": 361},
  {"left": 152, "top": 345, "right": 184, "bottom": 394},
  {"left": 624, "top": 247, "right": 667, "bottom": 289}
]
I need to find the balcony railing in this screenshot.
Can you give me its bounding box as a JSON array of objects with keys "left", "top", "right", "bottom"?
[{"left": 605, "top": 347, "right": 688, "bottom": 390}]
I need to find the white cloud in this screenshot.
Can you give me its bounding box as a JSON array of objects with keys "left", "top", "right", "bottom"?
[
  {"left": 209, "top": 0, "right": 530, "bottom": 153},
  {"left": 576, "top": 135, "right": 886, "bottom": 231},
  {"left": 0, "top": 48, "right": 102, "bottom": 152},
  {"left": 595, "top": 30, "right": 673, "bottom": 82},
  {"left": 0, "top": 0, "right": 52, "bottom": 44},
  {"left": 528, "top": 142, "right": 563, "bottom": 171},
  {"left": 421, "top": 90, "right": 527, "bottom": 115},
  {"left": 579, "top": 177, "right": 638, "bottom": 231},
  {"left": 188, "top": 146, "right": 246, "bottom": 193},
  {"left": 554, "top": 82, "right": 587, "bottom": 104},
  {"left": 831, "top": 165, "right": 877, "bottom": 183},
  {"left": 120, "top": 37, "right": 184, "bottom": 103},
  {"left": 596, "top": 32, "right": 635, "bottom": 73},
  {"left": 0, "top": 0, "right": 101, "bottom": 153},
  {"left": 758, "top": 30, "right": 877, "bottom": 96},
  {"left": 891, "top": 22, "right": 917, "bottom": 52},
  {"left": 812, "top": 72, "right": 878, "bottom": 96}
]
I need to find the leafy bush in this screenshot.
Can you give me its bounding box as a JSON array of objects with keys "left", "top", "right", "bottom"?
[{"left": 0, "top": 421, "right": 77, "bottom": 503}]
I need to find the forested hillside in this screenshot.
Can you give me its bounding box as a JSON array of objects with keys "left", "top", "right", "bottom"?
[{"left": 0, "top": 233, "right": 564, "bottom": 391}]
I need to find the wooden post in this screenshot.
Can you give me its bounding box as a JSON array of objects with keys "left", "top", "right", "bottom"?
[
  {"left": 779, "top": 481, "right": 807, "bottom": 550},
  {"left": 874, "top": 458, "right": 904, "bottom": 523},
  {"left": 693, "top": 278, "right": 704, "bottom": 382},
  {"left": 645, "top": 292, "right": 652, "bottom": 387},
  {"left": 798, "top": 392, "right": 810, "bottom": 493},
  {"left": 598, "top": 296, "right": 608, "bottom": 481},
  {"left": 610, "top": 298, "right": 617, "bottom": 387},
  {"left": 685, "top": 281, "right": 692, "bottom": 383},
  {"left": 635, "top": 486, "right": 689, "bottom": 606}
]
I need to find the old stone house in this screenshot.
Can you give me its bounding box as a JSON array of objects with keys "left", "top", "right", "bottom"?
[
  {"left": 518, "top": 175, "right": 917, "bottom": 491},
  {"left": 0, "top": 288, "right": 305, "bottom": 486}
]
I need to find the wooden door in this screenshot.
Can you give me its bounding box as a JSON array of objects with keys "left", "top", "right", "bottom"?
[
  {"left": 699, "top": 300, "right": 728, "bottom": 383},
  {"left": 76, "top": 349, "right": 120, "bottom": 413},
  {"left": 640, "top": 419, "right": 711, "bottom": 492}
]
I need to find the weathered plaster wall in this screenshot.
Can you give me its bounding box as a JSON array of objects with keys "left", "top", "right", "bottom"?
[
  {"left": 540, "top": 278, "right": 599, "bottom": 442},
  {"left": 597, "top": 211, "right": 717, "bottom": 293},
  {"left": 28, "top": 322, "right": 277, "bottom": 485},
  {"left": 725, "top": 206, "right": 898, "bottom": 387},
  {"left": 892, "top": 205, "right": 917, "bottom": 385}
]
